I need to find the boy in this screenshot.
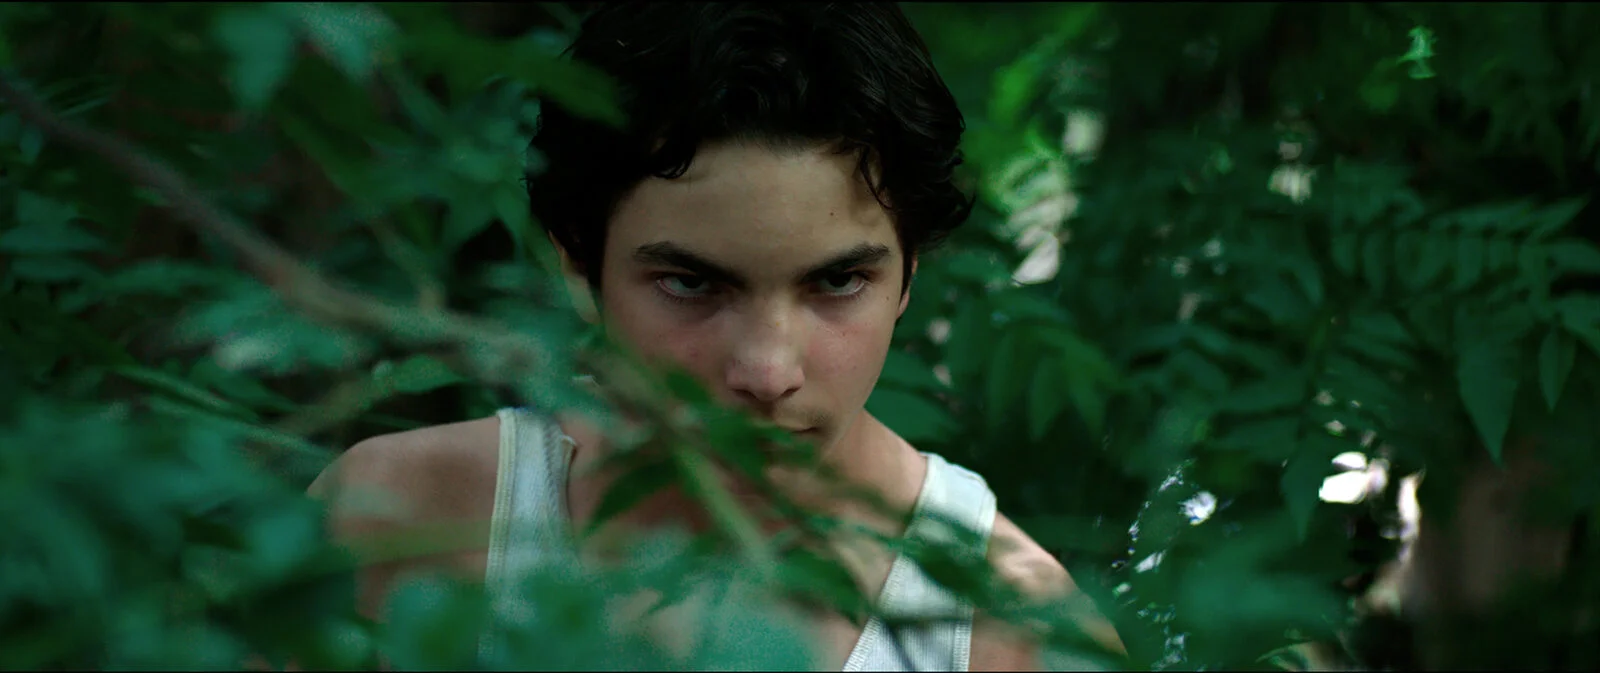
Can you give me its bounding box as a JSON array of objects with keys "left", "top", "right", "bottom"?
[{"left": 310, "top": 3, "right": 1121, "bottom": 669}]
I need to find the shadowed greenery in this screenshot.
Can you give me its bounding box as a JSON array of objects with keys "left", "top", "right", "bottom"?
[{"left": 2, "top": 2, "right": 1598, "bottom": 670}]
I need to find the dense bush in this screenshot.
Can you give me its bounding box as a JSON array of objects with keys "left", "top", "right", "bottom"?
[{"left": 3, "top": 2, "right": 1598, "bottom": 670}]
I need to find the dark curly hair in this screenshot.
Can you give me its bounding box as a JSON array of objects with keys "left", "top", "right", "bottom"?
[{"left": 527, "top": 1, "right": 974, "bottom": 294}]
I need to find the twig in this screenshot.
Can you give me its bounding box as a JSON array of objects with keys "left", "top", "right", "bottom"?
[
  {"left": 0, "top": 71, "right": 785, "bottom": 570},
  {"left": 0, "top": 74, "right": 552, "bottom": 380}
]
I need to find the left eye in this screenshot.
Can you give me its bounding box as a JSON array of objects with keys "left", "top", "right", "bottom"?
[{"left": 817, "top": 273, "right": 866, "bottom": 296}]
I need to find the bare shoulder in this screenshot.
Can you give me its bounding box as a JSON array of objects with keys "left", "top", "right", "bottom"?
[
  {"left": 308, "top": 416, "right": 503, "bottom": 618},
  {"left": 310, "top": 416, "right": 502, "bottom": 512},
  {"left": 970, "top": 512, "right": 1126, "bottom": 671}
]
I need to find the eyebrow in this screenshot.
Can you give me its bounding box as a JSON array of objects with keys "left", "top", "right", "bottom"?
[{"left": 630, "top": 241, "right": 894, "bottom": 288}]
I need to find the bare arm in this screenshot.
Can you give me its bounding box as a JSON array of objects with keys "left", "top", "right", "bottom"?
[{"left": 970, "top": 513, "right": 1126, "bottom": 672}]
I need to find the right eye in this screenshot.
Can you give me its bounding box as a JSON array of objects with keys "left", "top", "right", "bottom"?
[{"left": 656, "top": 274, "right": 713, "bottom": 301}]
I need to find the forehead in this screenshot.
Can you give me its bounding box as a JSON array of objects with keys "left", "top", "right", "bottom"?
[{"left": 607, "top": 141, "right": 900, "bottom": 271}]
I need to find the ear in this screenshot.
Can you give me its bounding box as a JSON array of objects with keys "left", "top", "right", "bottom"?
[
  {"left": 897, "top": 255, "right": 917, "bottom": 318},
  {"left": 550, "top": 233, "right": 601, "bottom": 325}
]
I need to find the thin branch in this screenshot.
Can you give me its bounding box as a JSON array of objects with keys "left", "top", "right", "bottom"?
[
  {"left": 0, "top": 73, "right": 551, "bottom": 374},
  {"left": 0, "top": 71, "right": 788, "bottom": 572}
]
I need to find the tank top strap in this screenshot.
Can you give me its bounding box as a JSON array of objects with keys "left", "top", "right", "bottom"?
[
  {"left": 843, "top": 452, "right": 999, "bottom": 672},
  {"left": 478, "top": 407, "right": 577, "bottom": 663}
]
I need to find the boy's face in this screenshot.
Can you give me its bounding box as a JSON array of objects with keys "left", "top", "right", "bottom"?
[{"left": 596, "top": 140, "right": 911, "bottom": 456}]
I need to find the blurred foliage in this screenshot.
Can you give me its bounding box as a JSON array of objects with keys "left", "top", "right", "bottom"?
[{"left": 3, "top": 1, "right": 1599, "bottom": 670}]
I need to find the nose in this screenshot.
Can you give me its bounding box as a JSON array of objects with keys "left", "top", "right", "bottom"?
[{"left": 724, "top": 314, "right": 805, "bottom": 405}]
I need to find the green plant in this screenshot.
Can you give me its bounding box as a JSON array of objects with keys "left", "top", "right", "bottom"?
[{"left": 4, "top": 2, "right": 1599, "bottom": 670}]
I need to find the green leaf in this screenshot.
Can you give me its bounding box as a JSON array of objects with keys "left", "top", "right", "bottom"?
[
  {"left": 1412, "top": 232, "right": 1452, "bottom": 288},
  {"left": 10, "top": 255, "right": 99, "bottom": 282},
  {"left": 1243, "top": 279, "right": 1311, "bottom": 326},
  {"left": 1219, "top": 374, "right": 1304, "bottom": 415},
  {"left": 584, "top": 457, "right": 676, "bottom": 535},
  {"left": 112, "top": 365, "right": 261, "bottom": 422},
  {"left": 990, "top": 39, "right": 1054, "bottom": 128},
  {"left": 866, "top": 389, "right": 955, "bottom": 443},
  {"left": 1530, "top": 197, "right": 1589, "bottom": 238},
  {"left": 1066, "top": 373, "right": 1108, "bottom": 439},
  {"left": 1170, "top": 349, "right": 1230, "bottom": 393},
  {"left": 1457, "top": 342, "right": 1519, "bottom": 463},
  {"left": 1538, "top": 328, "right": 1575, "bottom": 412},
  {"left": 878, "top": 350, "right": 947, "bottom": 393},
  {"left": 213, "top": 7, "right": 299, "bottom": 110},
  {"left": 1347, "top": 310, "right": 1414, "bottom": 345},
  {"left": 1362, "top": 230, "right": 1389, "bottom": 294},
  {"left": 1359, "top": 73, "right": 1400, "bottom": 113},
  {"left": 985, "top": 331, "right": 1025, "bottom": 430},
  {"left": 1453, "top": 235, "right": 1485, "bottom": 290},
  {"left": 1213, "top": 416, "right": 1298, "bottom": 459},
  {"left": 993, "top": 290, "right": 1072, "bottom": 324},
  {"left": 1028, "top": 364, "right": 1067, "bottom": 442},
  {"left": 1547, "top": 239, "right": 1600, "bottom": 275},
  {"left": 943, "top": 250, "right": 1009, "bottom": 286},
  {"left": 1555, "top": 296, "right": 1600, "bottom": 332},
  {"left": 1288, "top": 260, "right": 1324, "bottom": 308},
  {"left": 943, "top": 300, "right": 991, "bottom": 381},
  {"left": 379, "top": 355, "right": 465, "bottom": 394},
  {"left": 1329, "top": 233, "right": 1359, "bottom": 276},
  {"left": 1281, "top": 434, "right": 1344, "bottom": 541},
  {"left": 406, "top": 28, "right": 625, "bottom": 128},
  {"left": 442, "top": 194, "right": 495, "bottom": 253},
  {"left": 1486, "top": 236, "right": 1517, "bottom": 272},
  {"left": 2, "top": 193, "right": 98, "bottom": 253}
]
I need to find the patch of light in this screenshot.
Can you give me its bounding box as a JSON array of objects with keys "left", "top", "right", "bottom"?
[
  {"left": 1319, "top": 471, "right": 1371, "bottom": 504},
  {"left": 1320, "top": 457, "right": 1390, "bottom": 505},
  {"left": 1200, "top": 238, "right": 1224, "bottom": 258},
  {"left": 1314, "top": 390, "right": 1335, "bottom": 406},
  {"left": 1012, "top": 235, "right": 1061, "bottom": 285},
  {"left": 1009, "top": 194, "right": 1077, "bottom": 239},
  {"left": 1134, "top": 551, "right": 1166, "bottom": 573},
  {"left": 1157, "top": 467, "right": 1187, "bottom": 493},
  {"left": 1177, "top": 292, "right": 1202, "bottom": 322},
  {"left": 1113, "top": 582, "right": 1132, "bottom": 597},
  {"left": 1325, "top": 419, "right": 1346, "bottom": 435},
  {"left": 1180, "top": 491, "right": 1217, "bottom": 525},
  {"left": 1171, "top": 257, "right": 1192, "bottom": 278},
  {"left": 1062, "top": 109, "right": 1106, "bottom": 158},
  {"left": 1333, "top": 451, "right": 1368, "bottom": 471},
  {"left": 932, "top": 364, "right": 952, "bottom": 387},
  {"left": 927, "top": 318, "right": 951, "bottom": 345},
  {"left": 1269, "top": 164, "right": 1316, "bottom": 203},
  {"left": 1396, "top": 473, "right": 1422, "bottom": 561}
]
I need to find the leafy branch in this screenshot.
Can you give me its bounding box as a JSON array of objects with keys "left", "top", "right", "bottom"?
[{"left": 0, "top": 71, "right": 784, "bottom": 574}]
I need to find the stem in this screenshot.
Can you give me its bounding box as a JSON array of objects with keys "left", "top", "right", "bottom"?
[{"left": 671, "top": 446, "right": 778, "bottom": 579}]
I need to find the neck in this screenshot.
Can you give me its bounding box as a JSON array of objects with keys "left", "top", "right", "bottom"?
[{"left": 562, "top": 409, "right": 926, "bottom": 550}]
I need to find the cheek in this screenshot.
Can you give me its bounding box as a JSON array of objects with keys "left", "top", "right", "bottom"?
[{"left": 806, "top": 301, "right": 899, "bottom": 395}]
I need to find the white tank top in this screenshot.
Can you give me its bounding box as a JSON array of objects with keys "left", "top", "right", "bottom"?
[{"left": 476, "top": 407, "right": 1000, "bottom": 671}]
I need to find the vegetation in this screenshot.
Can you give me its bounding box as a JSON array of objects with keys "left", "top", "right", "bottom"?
[{"left": 3, "top": 2, "right": 1598, "bottom": 669}]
